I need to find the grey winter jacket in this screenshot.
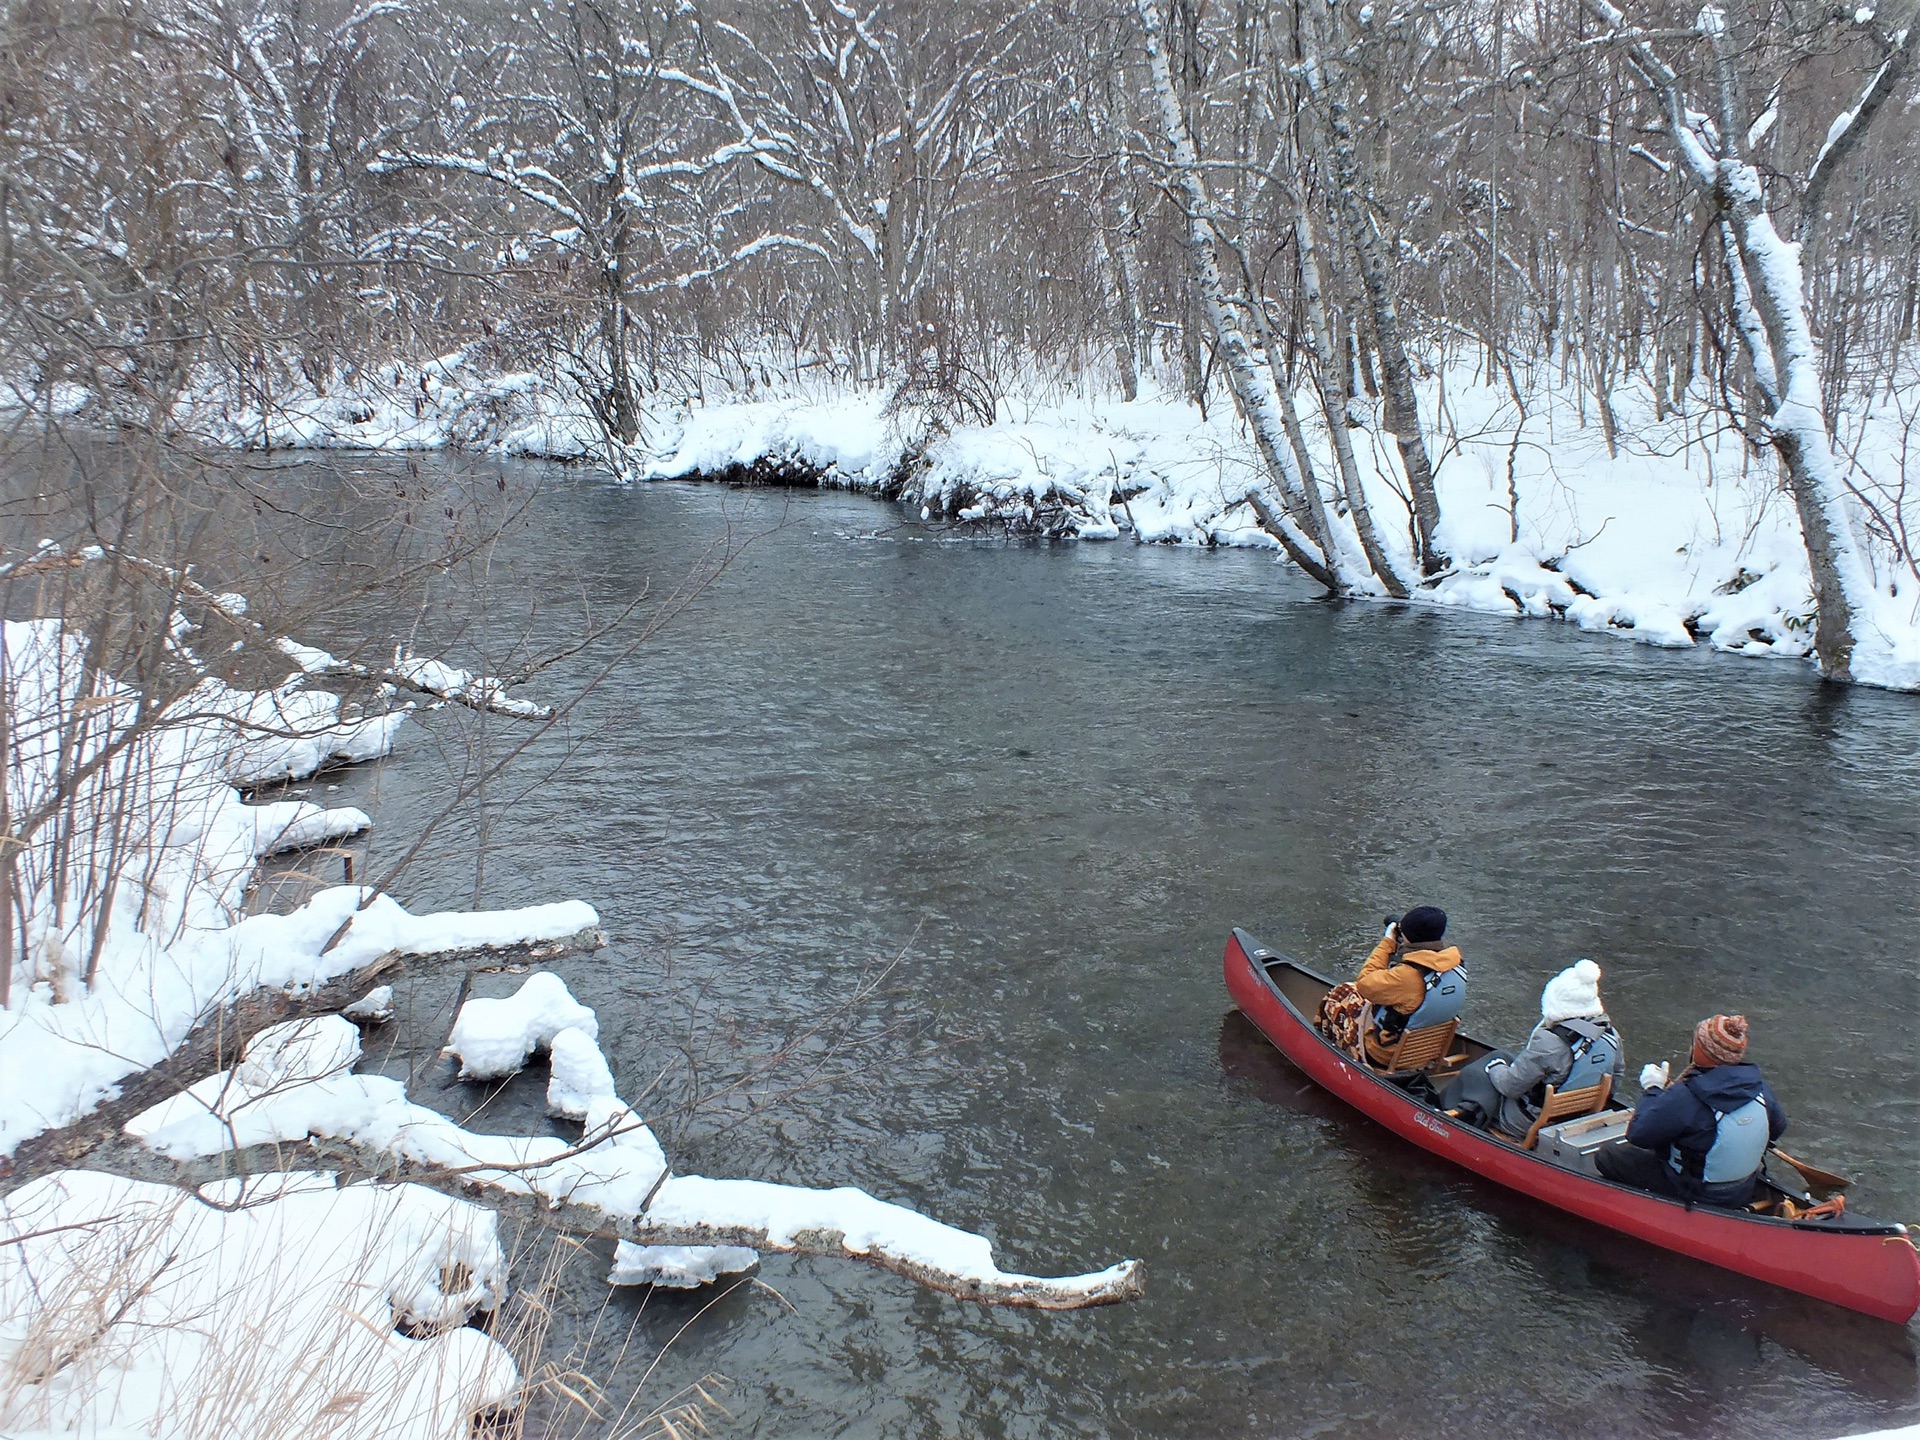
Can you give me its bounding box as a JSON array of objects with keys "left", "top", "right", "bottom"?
[{"left": 1487, "top": 1017, "right": 1627, "bottom": 1136}]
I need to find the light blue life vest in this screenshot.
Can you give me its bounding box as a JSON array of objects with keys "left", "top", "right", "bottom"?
[
  {"left": 1373, "top": 963, "right": 1466, "bottom": 1037},
  {"left": 1670, "top": 1095, "right": 1770, "bottom": 1184},
  {"left": 1555, "top": 1016, "right": 1619, "bottom": 1091}
]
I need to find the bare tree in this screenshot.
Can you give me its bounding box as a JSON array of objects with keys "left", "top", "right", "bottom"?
[{"left": 1577, "top": 0, "right": 1912, "bottom": 678}]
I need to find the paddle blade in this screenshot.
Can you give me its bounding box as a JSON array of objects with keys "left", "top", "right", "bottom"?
[{"left": 1771, "top": 1145, "right": 1851, "bottom": 1196}]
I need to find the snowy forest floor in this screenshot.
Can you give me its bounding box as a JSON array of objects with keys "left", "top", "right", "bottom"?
[{"left": 169, "top": 354, "right": 1920, "bottom": 693}]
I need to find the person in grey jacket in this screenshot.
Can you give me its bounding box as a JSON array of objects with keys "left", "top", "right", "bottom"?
[{"left": 1442, "top": 960, "right": 1626, "bottom": 1137}]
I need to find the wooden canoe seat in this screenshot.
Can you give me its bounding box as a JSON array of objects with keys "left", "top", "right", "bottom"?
[
  {"left": 1518, "top": 1074, "right": 1613, "bottom": 1150},
  {"left": 1374, "top": 1019, "right": 1458, "bottom": 1075}
]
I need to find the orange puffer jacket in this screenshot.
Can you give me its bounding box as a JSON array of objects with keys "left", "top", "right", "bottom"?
[{"left": 1353, "top": 934, "right": 1465, "bottom": 1015}]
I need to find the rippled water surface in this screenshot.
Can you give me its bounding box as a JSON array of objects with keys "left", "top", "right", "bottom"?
[{"left": 302, "top": 459, "right": 1920, "bottom": 1440}]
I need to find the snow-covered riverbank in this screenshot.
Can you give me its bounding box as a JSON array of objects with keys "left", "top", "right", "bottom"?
[
  {"left": 160, "top": 358, "right": 1920, "bottom": 691},
  {"left": 0, "top": 583, "right": 1141, "bottom": 1436}
]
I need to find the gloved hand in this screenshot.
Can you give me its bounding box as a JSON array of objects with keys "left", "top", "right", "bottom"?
[
  {"left": 1382, "top": 920, "right": 1400, "bottom": 945},
  {"left": 1639, "top": 1061, "right": 1670, "bottom": 1092}
]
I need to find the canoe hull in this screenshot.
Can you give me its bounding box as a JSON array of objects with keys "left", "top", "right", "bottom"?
[{"left": 1224, "top": 928, "right": 1920, "bottom": 1323}]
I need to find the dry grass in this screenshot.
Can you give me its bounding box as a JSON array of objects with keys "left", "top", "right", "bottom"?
[{"left": 479, "top": 1224, "right": 736, "bottom": 1440}]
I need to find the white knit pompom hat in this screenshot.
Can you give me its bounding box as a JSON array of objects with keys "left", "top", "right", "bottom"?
[{"left": 1540, "top": 959, "right": 1605, "bottom": 1024}]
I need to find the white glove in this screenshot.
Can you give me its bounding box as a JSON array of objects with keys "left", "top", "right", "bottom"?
[{"left": 1639, "top": 1061, "right": 1670, "bottom": 1091}]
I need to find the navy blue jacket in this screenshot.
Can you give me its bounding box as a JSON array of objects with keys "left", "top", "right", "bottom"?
[{"left": 1626, "top": 1063, "right": 1787, "bottom": 1178}]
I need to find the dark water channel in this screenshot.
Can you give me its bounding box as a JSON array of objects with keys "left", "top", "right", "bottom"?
[{"left": 297, "top": 459, "right": 1920, "bottom": 1440}]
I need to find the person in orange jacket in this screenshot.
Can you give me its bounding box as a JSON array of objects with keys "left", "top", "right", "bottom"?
[{"left": 1317, "top": 906, "right": 1465, "bottom": 1063}]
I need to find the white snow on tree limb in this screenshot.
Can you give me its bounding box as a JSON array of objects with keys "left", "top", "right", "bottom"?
[
  {"left": 119, "top": 975, "right": 1147, "bottom": 1310},
  {"left": 238, "top": 1015, "right": 365, "bottom": 1090},
  {"left": 609, "top": 1242, "right": 759, "bottom": 1287},
  {"left": 443, "top": 971, "right": 599, "bottom": 1081},
  {"left": 643, "top": 1174, "right": 1144, "bottom": 1307},
  {"left": 545, "top": 1024, "right": 616, "bottom": 1119}
]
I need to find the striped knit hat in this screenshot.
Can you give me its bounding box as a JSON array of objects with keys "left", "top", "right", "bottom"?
[{"left": 1692, "top": 1014, "right": 1749, "bottom": 1068}]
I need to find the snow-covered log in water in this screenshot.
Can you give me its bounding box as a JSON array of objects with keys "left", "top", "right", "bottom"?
[{"left": 110, "top": 990, "right": 1146, "bottom": 1312}]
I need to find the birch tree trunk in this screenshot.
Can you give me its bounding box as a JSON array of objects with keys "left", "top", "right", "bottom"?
[
  {"left": 1292, "top": 197, "right": 1408, "bottom": 595},
  {"left": 1582, "top": 0, "right": 1890, "bottom": 680},
  {"left": 1296, "top": 0, "right": 1449, "bottom": 576},
  {"left": 1135, "top": 0, "right": 1339, "bottom": 592}
]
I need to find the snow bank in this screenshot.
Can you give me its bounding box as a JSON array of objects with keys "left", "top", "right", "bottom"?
[
  {"left": 0, "top": 1171, "right": 517, "bottom": 1440},
  {"left": 0, "top": 606, "right": 627, "bottom": 1434},
  {"left": 443, "top": 971, "right": 599, "bottom": 1081},
  {"left": 652, "top": 390, "right": 897, "bottom": 485},
  {"left": 179, "top": 351, "right": 602, "bottom": 459},
  {"left": 0, "top": 614, "right": 600, "bottom": 1158},
  {"left": 637, "top": 376, "right": 1920, "bottom": 686},
  {"left": 0, "top": 620, "right": 400, "bottom": 1012},
  {"left": 144, "top": 348, "right": 1920, "bottom": 688}
]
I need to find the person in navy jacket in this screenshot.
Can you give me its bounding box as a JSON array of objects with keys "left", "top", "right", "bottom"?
[{"left": 1596, "top": 1013, "right": 1787, "bottom": 1207}]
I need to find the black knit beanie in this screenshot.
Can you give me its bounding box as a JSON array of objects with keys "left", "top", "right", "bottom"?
[{"left": 1399, "top": 906, "right": 1448, "bottom": 944}]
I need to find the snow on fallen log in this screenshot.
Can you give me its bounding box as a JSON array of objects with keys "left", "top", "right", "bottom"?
[
  {"left": 123, "top": 1000, "right": 1143, "bottom": 1311},
  {"left": 609, "top": 1242, "right": 759, "bottom": 1288},
  {"left": 641, "top": 1175, "right": 1144, "bottom": 1310},
  {"left": 344, "top": 983, "right": 396, "bottom": 1025},
  {"left": 340, "top": 895, "right": 603, "bottom": 962},
  {"left": 237, "top": 1014, "right": 365, "bottom": 1089},
  {"left": 390, "top": 651, "right": 553, "bottom": 720},
  {"left": 545, "top": 1024, "right": 616, "bottom": 1119},
  {"left": 129, "top": 1013, "right": 671, "bottom": 1221},
  {"left": 248, "top": 798, "right": 371, "bottom": 855},
  {"left": 441, "top": 971, "right": 600, "bottom": 1081},
  {"left": 0, "top": 1169, "right": 518, "bottom": 1440},
  {"left": 220, "top": 689, "right": 410, "bottom": 786},
  {"left": 0, "top": 886, "right": 602, "bottom": 1162}
]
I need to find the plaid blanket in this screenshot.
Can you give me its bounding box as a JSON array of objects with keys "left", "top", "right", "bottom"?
[{"left": 1316, "top": 982, "right": 1370, "bottom": 1060}]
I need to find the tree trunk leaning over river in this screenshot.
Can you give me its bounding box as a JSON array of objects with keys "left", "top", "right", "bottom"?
[
  {"left": 1295, "top": 0, "right": 1448, "bottom": 578},
  {"left": 1578, "top": 0, "right": 1908, "bottom": 681},
  {"left": 1136, "top": 0, "right": 1344, "bottom": 593},
  {"left": 1290, "top": 192, "right": 1409, "bottom": 596}
]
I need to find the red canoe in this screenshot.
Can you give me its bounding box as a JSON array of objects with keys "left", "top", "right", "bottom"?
[{"left": 1224, "top": 927, "right": 1920, "bottom": 1323}]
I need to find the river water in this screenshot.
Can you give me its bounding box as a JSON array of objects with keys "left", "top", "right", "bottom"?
[{"left": 292, "top": 458, "right": 1920, "bottom": 1440}]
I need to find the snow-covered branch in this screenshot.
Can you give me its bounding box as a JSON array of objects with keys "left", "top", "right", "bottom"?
[
  {"left": 1799, "top": 8, "right": 1917, "bottom": 239},
  {"left": 102, "top": 981, "right": 1145, "bottom": 1312}
]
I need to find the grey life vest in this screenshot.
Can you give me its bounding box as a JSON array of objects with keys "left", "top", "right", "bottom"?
[
  {"left": 1669, "top": 1093, "right": 1770, "bottom": 1184},
  {"left": 1552, "top": 1016, "right": 1620, "bottom": 1091}
]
